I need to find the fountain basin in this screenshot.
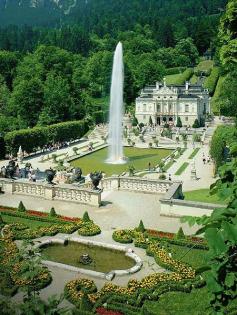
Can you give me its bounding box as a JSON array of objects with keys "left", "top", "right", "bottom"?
[{"left": 36, "top": 237, "right": 143, "bottom": 280}]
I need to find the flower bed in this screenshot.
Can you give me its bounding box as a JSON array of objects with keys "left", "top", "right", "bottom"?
[
  {"left": 112, "top": 230, "right": 133, "bottom": 243},
  {"left": 96, "top": 307, "right": 123, "bottom": 315},
  {"left": 64, "top": 278, "right": 97, "bottom": 307},
  {"left": 0, "top": 205, "right": 101, "bottom": 238},
  {"left": 0, "top": 205, "right": 82, "bottom": 223},
  {"left": 0, "top": 225, "right": 52, "bottom": 296},
  {"left": 78, "top": 222, "right": 101, "bottom": 236}
]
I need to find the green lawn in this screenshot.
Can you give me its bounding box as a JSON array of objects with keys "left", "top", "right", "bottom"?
[
  {"left": 195, "top": 60, "right": 214, "bottom": 71},
  {"left": 190, "top": 74, "right": 198, "bottom": 84},
  {"left": 175, "top": 162, "right": 189, "bottom": 175},
  {"left": 184, "top": 189, "right": 227, "bottom": 205},
  {"left": 169, "top": 244, "right": 207, "bottom": 270},
  {"left": 166, "top": 73, "right": 184, "bottom": 85},
  {"left": 1, "top": 214, "right": 54, "bottom": 228},
  {"left": 188, "top": 148, "right": 200, "bottom": 159},
  {"left": 71, "top": 147, "right": 173, "bottom": 176}
]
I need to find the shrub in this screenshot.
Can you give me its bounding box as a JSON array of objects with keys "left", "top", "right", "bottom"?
[
  {"left": 176, "top": 227, "right": 185, "bottom": 240},
  {"left": 176, "top": 117, "right": 182, "bottom": 128},
  {"left": 49, "top": 207, "right": 57, "bottom": 217},
  {"left": 148, "top": 142, "right": 152, "bottom": 148},
  {"left": 192, "top": 119, "right": 200, "bottom": 128},
  {"left": 137, "top": 220, "right": 145, "bottom": 233},
  {"left": 193, "top": 133, "right": 201, "bottom": 142},
  {"left": 203, "top": 67, "right": 219, "bottom": 96},
  {"left": 18, "top": 201, "right": 26, "bottom": 213},
  {"left": 132, "top": 116, "right": 138, "bottom": 127},
  {"left": 159, "top": 174, "right": 166, "bottom": 180},
  {"left": 0, "top": 214, "right": 3, "bottom": 224},
  {"left": 83, "top": 211, "right": 91, "bottom": 222}
]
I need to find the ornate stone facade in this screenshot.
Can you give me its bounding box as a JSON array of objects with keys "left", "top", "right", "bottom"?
[{"left": 135, "top": 79, "right": 210, "bottom": 127}]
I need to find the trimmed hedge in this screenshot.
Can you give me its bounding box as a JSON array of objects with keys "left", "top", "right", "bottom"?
[
  {"left": 203, "top": 67, "right": 219, "bottom": 96},
  {"left": 4, "top": 120, "right": 88, "bottom": 155}
]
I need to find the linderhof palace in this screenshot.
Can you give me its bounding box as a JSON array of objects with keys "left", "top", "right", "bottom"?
[{"left": 135, "top": 79, "right": 210, "bottom": 127}]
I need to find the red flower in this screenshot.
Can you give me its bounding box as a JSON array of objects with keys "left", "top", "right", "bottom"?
[{"left": 96, "top": 307, "right": 123, "bottom": 315}]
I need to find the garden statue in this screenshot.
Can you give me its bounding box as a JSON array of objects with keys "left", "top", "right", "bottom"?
[
  {"left": 72, "top": 167, "right": 85, "bottom": 184},
  {"left": 191, "top": 161, "right": 197, "bottom": 180},
  {"left": 5, "top": 160, "right": 16, "bottom": 179},
  {"left": 90, "top": 171, "right": 102, "bottom": 190},
  {"left": 79, "top": 254, "right": 93, "bottom": 265},
  {"left": 45, "top": 168, "right": 56, "bottom": 184}
]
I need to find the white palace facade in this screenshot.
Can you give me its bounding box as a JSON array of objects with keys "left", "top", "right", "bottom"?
[{"left": 135, "top": 79, "right": 210, "bottom": 127}]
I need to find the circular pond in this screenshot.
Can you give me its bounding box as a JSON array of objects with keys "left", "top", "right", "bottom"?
[{"left": 41, "top": 241, "right": 135, "bottom": 273}]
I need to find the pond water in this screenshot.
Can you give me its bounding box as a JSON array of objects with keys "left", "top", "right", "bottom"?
[{"left": 41, "top": 241, "right": 135, "bottom": 273}]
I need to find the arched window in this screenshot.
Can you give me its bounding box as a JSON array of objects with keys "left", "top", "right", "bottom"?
[{"left": 185, "top": 104, "right": 189, "bottom": 112}]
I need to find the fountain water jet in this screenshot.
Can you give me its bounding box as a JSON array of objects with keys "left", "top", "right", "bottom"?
[{"left": 106, "top": 42, "right": 126, "bottom": 164}]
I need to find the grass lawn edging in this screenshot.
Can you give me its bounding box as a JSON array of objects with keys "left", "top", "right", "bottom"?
[{"left": 175, "top": 162, "right": 189, "bottom": 175}]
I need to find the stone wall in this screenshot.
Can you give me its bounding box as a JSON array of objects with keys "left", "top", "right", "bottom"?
[{"left": 160, "top": 182, "right": 222, "bottom": 217}]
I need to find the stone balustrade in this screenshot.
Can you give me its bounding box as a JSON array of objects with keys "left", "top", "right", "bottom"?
[
  {"left": 0, "top": 178, "right": 101, "bottom": 207},
  {"left": 101, "top": 176, "right": 172, "bottom": 194}
]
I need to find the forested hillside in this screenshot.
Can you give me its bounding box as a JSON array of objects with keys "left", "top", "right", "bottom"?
[{"left": 0, "top": 0, "right": 227, "bottom": 54}]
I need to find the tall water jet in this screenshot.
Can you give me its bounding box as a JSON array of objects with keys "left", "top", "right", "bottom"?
[{"left": 107, "top": 42, "right": 126, "bottom": 164}]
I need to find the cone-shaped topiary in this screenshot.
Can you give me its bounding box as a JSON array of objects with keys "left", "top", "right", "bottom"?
[
  {"left": 18, "top": 201, "right": 26, "bottom": 212},
  {"left": 137, "top": 220, "right": 145, "bottom": 233},
  {"left": 49, "top": 207, "right": 57, "bottom": 217},
  {"left": 0, "top": 214, "right": 3, "bottom": 224},
  {"left": 176, "top": 227, "right": 185, "bottom": 239},
  {"left": 83, "top": 211, "right": 91, "bottom": 222}
]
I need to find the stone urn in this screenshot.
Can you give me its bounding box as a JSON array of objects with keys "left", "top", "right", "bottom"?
[
  {"left": 90, "top": 171, "right": 102, "bottom": 190},
  {"left": 45, "top": 168, "right": 56, "bottom": 184}
]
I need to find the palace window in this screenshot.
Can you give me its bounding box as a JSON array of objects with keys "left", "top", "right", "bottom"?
[
  {"left": 157, "top": 104, "right": 160, "bottom": 112},
  {"left": 143, "top": 104, "right": 146, "bottom": 112},
  {"left": 143, "top": 115, "right": 146, "bottom": 120},
  {"left": 185, "top": 104, "right": 189, "bottom": 112},
  {"left": 185, "top": 117, "right": 188, "bottom": 121}
]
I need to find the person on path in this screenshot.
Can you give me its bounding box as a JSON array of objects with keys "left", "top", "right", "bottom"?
[{"left": 202, "top": 154, "right": 206, "bottom": 164}]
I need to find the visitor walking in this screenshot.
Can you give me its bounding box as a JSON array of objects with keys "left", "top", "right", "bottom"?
[
  {"left": 168, "top": 174, "right": 172, "bottom": 181},
  {"left": 148, "top": 162, "right": 151, "bottom": 171},
  {"left": 202, "top": 154, "right": 206, "bottom": 164}
]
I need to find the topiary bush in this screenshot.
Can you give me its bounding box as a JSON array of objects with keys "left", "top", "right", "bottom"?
[
  {"left": 176, "top": 227, "right": 185, "bottom": 240},
  {"left": 192, "top": 119, "right": 200, "bottom": 128},
  {"left": 137, "top": 220, "right": 145, "bottom": 233},
  {"left": 83, "top": 211, "right": 91, "bottom": 222},
  {"left": 49, "top": 207, "right": 57, "bottom": 217},
  {"left": 18, "top": 201, "right": 26, "bottom": 213}
]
